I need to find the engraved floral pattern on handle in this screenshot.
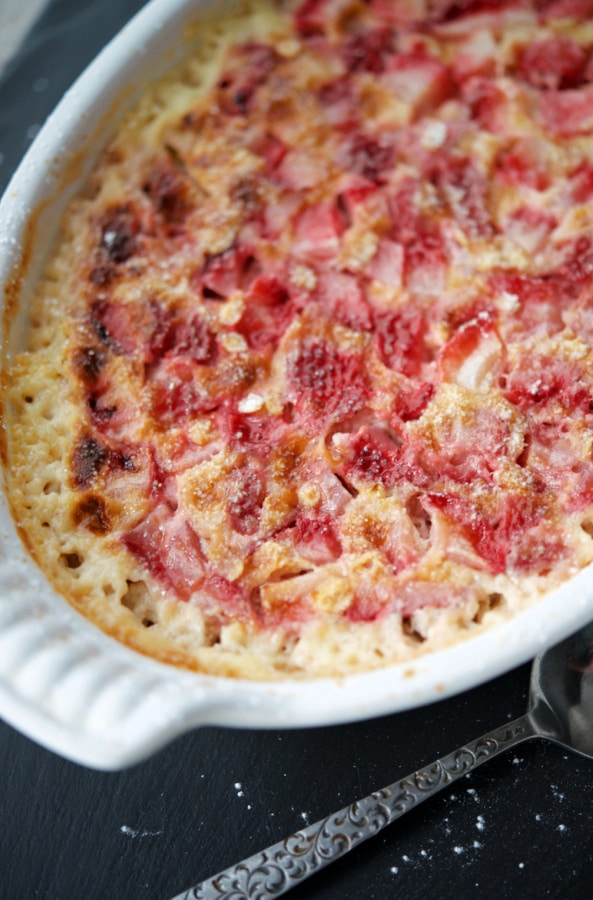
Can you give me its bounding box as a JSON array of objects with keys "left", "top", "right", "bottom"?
[{"left": 174, "top": 716, "right": 536, "bottom": 899}]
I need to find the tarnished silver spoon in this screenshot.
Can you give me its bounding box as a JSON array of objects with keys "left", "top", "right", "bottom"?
[{"left": 172, "top": 623, "right": 593, "bottom": 900}]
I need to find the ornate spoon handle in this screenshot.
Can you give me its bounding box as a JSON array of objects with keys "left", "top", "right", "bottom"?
[{"left": 171, "top": 713, "right": 536, "bottom": 900}]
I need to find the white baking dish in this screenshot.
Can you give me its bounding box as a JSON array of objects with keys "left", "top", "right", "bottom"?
[{"left": 2, "top": 0, "right": 593, "bottom": 770}]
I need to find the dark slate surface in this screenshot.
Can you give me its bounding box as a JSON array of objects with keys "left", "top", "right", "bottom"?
[{"left": 1, "top": 3, "right": 593, "bottom": 898}]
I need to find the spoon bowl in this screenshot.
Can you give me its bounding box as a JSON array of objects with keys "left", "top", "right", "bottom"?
[{"left": 174, "top": 622, "right": 593, "bottom": 899}]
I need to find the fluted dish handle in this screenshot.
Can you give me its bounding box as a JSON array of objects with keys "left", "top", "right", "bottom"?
[{"left": 172, "top": 714, "right": 535, "bottom": 899}]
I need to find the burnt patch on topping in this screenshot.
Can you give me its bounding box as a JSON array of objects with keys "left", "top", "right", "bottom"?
[
  {"left": 216, "top": 43, "right": 277, "bottom": 116},
  {"left": 72, "top": 436, "right": 107, "bottom": 488},
  {"left": 73, "top": 346, "right": 105, "bottom": 385},
  {"left": 96, "top": 203, "right": 140, "bottom": 268},
  {"left": 72, "top": 494, "right": 111, "bottom": 534},
  {"left": 143, "top": 156, "right": 195, "bottom": 226}
]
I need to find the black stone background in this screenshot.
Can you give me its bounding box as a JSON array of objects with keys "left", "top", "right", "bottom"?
[{"left": 1, "top": 3, "right": 593, "bottom": 898}]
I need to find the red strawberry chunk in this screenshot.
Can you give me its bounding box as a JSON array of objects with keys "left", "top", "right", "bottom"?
[
  {"left": 314, "top": 271, "right": 372, "bottom": 332},
  {"left": 374, "top": 307, "right": 428, "bottom": 376},
  {"left": 538, "top": 0, "right": 593, "bottom": 21},
  {"left": 318, "top": 76, "right": 358, "bottom": 128},
  {"left": 519, "top": 35, "right": 587, "bottom": 91},
  {"left": 290, "top": 339, "right": 368, "bottom": 426},
  {"left": 346, "top": 133, "right": 395, "bottom": 184},
  {"left": 236, "top": 273, "right": 294, "bottom": 350},
  {"left": 557, "top": 234, "right": 593, "bottom": 284},
  {"left": 425, "top": 492, "right": 504, "bottom": 573},
  {"left": 294, "top": 0, "right": 330, "bottom": 36},
  {"left": 366, "top": 238, "right": 404, "bottom": 288},
  {"left": 123, "top": 504, "right": 205, "bottom": 600},
  {"left": 150, "top": 358, "right": 212, "bottom": 426},
  {"left": 341, "top": 426, "right": 402, "bottom": 487},
  {"left": 452, "top": 27, "right": 497, "bottom": 81},
  {"left": 200, "top": 244, "right": 259, "bottom": 299},
  {"left": 570, "top": 163, "right": 593, "bottom": 203},
  {"left": 216, "top": 43, "right": 277, "bottom": 115},
  {"left": 404, "top": 222, "right": 448, "bottom": 294},
  {"left": 392, "top": 381, "right": 435, "bottom": 422},
  {"left": 539, "top": 89, "right": 593, "bottom": 137},
  {"left": 437, "top": 314, "right": 503, "bottom": 388},
  {"left": 383, "top": 52, "right": 453, "bottom": 115},
  {"left": 227, "top": 466, "right": 265, "bottom": 535},
  {"left": 161, "top": 314, "right": 217, "bottom": 364},
  {"left": 505, "top": 206, "right": 556, "bottom": 256},
  {"left": 462, "top": 76, "right": 509, "bottom": 132},
  {"left": 490, "top": 272, "right": 570, "bottom": 340},
  {"left": 256, "top": 133, "right": 287, "bottom": 171},
  {"left": 503, "top": 352, "right": 592, "bottom": 413},
  {"left": 341, "top": 27, "right": 394, "bottom": 74},
  {"left": 432, "top": 155, "right": 493, "bottom": 239},
  {"left": 293, "top": 510, "right": 342, "bottom": 564},
  {"left": 496, "top": 138, "right": 551, "bottom": 191},
  {"left": 293, "top": 202, "right": 345, "bottom": 262}
]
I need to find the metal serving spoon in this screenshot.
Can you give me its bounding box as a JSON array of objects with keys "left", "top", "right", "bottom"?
[{"left": 172, "top": 623, "right": 593, "bottom": 900}]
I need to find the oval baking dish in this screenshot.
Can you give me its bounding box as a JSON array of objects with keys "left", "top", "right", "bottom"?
[{"left": 2, "top": 0, "right": 593, "bottom": 770}]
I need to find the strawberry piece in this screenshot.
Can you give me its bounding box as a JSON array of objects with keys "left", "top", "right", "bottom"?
[
  {"left": 314, "top": 271, "right": 372, "bottom": 332},
  {"left": 539, "top": 89, "right": 593, "bottom": 137},
  {"left": 366, "top": 238, "right": 404, "bottom": 289},
  {"left": 425, "top": 492, "right": 504, "bottom": 573},
  {"left": 374, "top": 307, "right": 428, "bottom": 376},
  {"left": 503, "top": 352, "right": 591, "bottom": 413},
  {"left": 437, "top": 314, "right": 503, "bottom": 388},
  {"left": 570, "top": 163, "right": 593, "bottom": 203},
  {"left": 557, "top": 234, "right": 593, "bottom": 284},
  {"left": 294, "top": 0, "right": 330, "bottom": 36},
  {"left": 383, "top": 51, "right": 453, "bottom": 115},
  {"left": 199, "top": 244, "right": 259, "bottom": 299},
  {"left": 227, "top": 466, "right": 265, "bottom": 535},
  {"left": 293, "top": 510, "right": 342, "bottom": 564},
  {"left": 293, "top": 202, "right": 345, "bottom": 263},
  {"left": 341, "top": 27, "right": 394, "bottom": 74},
  {"left": 519, "top": 35, "right": 586, "bottom": 91},
  {"left": 290, "top": 339, "right": 368, "bottom": 426},
  {"left": 462, "top": 76, "right": 509, "bottom": 132},
  {"left": 504, "top": 206, "right": 557, "bottom": 255},
  {"left": 495, "top": 138, "right": 551, "bottom": 191},
  {"left": 342, "top": 426, "right": 402, "bottom": 487},
  {"left": 404, "top": 222, "right": 448, "bottom": 294},
  {"left": 430, "top": 0, "right": 512, "bottom": 21},
  {"left": 392, "top": 381, "right": 434, "bottom": 422},
  {"left": 123, "top": 505, "right": 205, "bottom": 600},
  {"left": 216, "top": 43, "right": 277, "bottom": 115},
  {"left": 149, "top": 358, "right": 212, "bottom": 426},
  {"left": 161, "top": 314, "right": 217, "bottom": 364},
  {"left": 256, "top": 133, "right": 287, "bottom": 171},
  {"left": 318, "top": 76, "right": 358, "bottom": 128},
  {"left": 236, "top": 274, "right": 294, "bottom": 351},
  {"left": 347, "top": 133, "right": 395, "bottom": 184},
  {"left": 490, "top": 272, "right": 570, "bottom": 340},
  {"left": 432, "top": 154, "right": 493, "bottom": 239},
  {"left": 538, "top": 0, "right": 593, "bottom": 21},
  {"left": 217, "top": 400, "right": 290, "bottom": 450}
]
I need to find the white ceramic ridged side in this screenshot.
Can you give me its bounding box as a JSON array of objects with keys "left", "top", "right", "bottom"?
[{"left": 2, "top": 0, "right": 593, "bottom": 770}]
